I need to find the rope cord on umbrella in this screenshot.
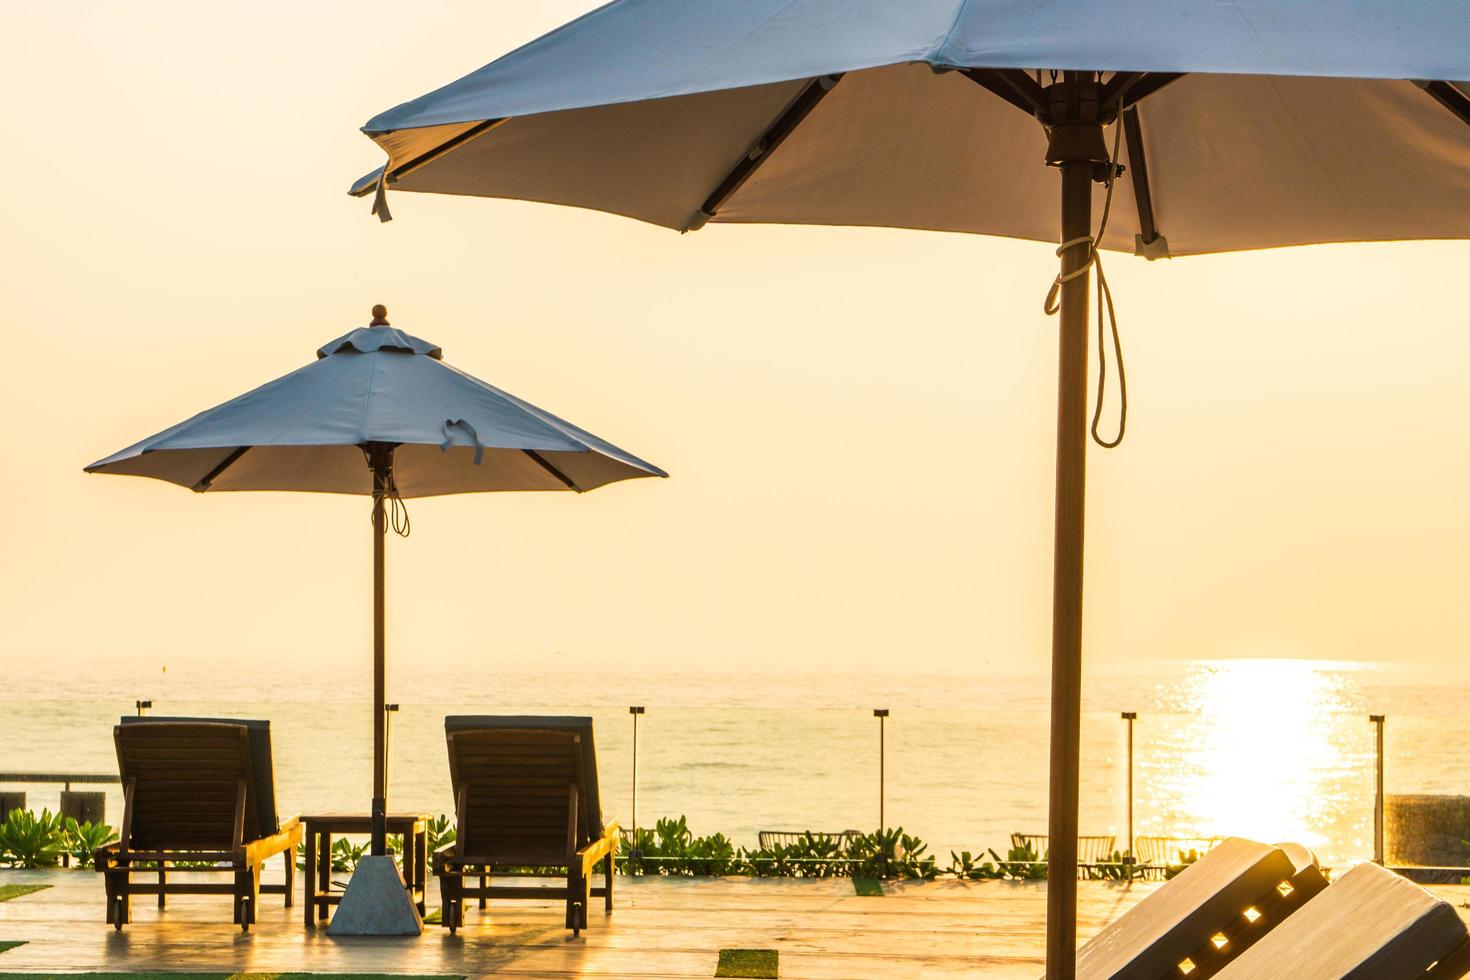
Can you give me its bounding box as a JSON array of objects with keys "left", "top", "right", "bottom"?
[
  {"left": 384, "top": 469, "right": 411, "bottom": 537},
  {"left": 1043, "top": 112, "right": 1129, "bottom": 449}
]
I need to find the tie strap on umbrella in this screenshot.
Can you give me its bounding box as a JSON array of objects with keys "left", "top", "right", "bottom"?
[{"left": 440, "top": 418, "right": 486, "bottom": 465}]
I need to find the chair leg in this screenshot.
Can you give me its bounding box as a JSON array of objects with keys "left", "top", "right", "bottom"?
[
  {"left": 104, "top": 867, "right": 131, "bottom": 930},
  {"left": 283, "top": 848, "right": 295, "bottom": 908},
  {"left": 441, "top": 874, "right": 461, "bottom": 935},
  {"left": 479, "top": 873, "right": 487, "bottom": 910},
  {"left": 234, "top": 863, "right": 261, "bottom": 932},
  {"left": 604, "top": 853, "right": 614, "bottom": 913},
  {"left": 566, "top": 865, "right": 588, "bottom": 936},
  {"left": 157, "top": 862, "right": 167, "bottom": 909}
]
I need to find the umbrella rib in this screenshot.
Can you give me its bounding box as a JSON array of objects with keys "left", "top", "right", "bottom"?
[
  {"left": 1121, "top": 106, "right": 1164, "bottom": 251},
  {"left": 961, "top": 68, "right": 1047, "bottom": 118},
  {"left": 1417, "top": 80, "right": 1470, "bottom": 129},
  {"left": 1101, "top": 72, "right": 1185, "bottom": 117},
  {"left": 191, "top": 446, "right": 251, "bottom": 492},
  {"left": 523, "top": 449, "right": 582, "bottom": 492},
  {"left": 375, "top": 118, "right": 510, "bottom": 190},
  {"left": 688, "top": 74, "right": 844, "bottom": 229}
]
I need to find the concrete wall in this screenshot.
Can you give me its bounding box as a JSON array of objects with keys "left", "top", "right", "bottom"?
[{"left": 1387, "top": 794, "right": 1470, "bottom": 867}]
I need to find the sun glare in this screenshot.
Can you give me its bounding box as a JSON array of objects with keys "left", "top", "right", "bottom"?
[{"left": 1140, "top": 660, "right": 1370, "bottom": 854}]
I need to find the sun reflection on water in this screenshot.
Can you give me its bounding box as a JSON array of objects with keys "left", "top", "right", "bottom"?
[{"left": 1137, "top": 660, "right": 1373, "bottom": 859}]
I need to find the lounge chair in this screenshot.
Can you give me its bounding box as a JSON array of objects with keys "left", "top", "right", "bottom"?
[
  {"left": 433, "top": 716, "right": 619, "bottom": 936},
  {"left": 1215, "top": 860, "right": 1470, "bottom": 979},
  {"left": 95, "top": 718, "right": 302, "bottom": 932},
  {"left": 1072, "top": 837, "right": 1327, "bottom": 979}
]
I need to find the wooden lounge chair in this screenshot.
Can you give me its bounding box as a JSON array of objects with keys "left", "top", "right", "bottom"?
[
  {"left": 1215, "top": 860, "right": 1470, "bottom": 979},
  {"left": 433, "top": 716, "right": 619, "bottom": 936},
  {"left": 94, "top": 718, "right": 302, "bottom": 932},
  {"left": 1072, "top": 837, "right": 1327, "bottom": 979}
]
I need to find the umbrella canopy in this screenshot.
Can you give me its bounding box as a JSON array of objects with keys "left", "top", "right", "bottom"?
[
  {"left": 87, "top": 307, "right": 665, "bottom": 862},
  {"left": 86, "top": 316, "right": 666, "bottom": 494},
  {"left": 349, "top": 1, "right": 1470, "bottom": 254},
  {"left": 349, "top": 3, "right": 1470, "bottom": 970}
]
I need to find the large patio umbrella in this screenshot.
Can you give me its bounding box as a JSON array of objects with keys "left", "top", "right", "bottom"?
[
  {"left": 86, "top": 307, "right": 666, "bottom": 857},
  {"left": 346, "top": 3, "right": 1470, "bottom": 971}
]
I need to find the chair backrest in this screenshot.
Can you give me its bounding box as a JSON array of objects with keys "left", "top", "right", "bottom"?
[
  {"left": 118, "top": 715, "right": 280, "bottom": 836},
  {"left": 1136, "top": 835, "right": 1223, "bottom": 866},
  {"left": 1216, "top": 861, "right": 1470, "bottom": 979},
  {"left": 445, "top": 716, "right": 603, "bottom": 865},
  {"left": 1074, "top": 837, "right": 1309, "bottom": 979},
  {"left": 114, "top": 721, "right": 259, "bottom": 851}
]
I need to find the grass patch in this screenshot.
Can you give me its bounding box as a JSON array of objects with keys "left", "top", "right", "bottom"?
[
  {"left": 422, "top": 907, "right": 442, "bottom": 925},
  {"left": 853, "top": 877, "right": 884, "bottom": 896},
  {"left": 0, "top": 885, "right": 49, "bottom": 903},
  {"left": 0, "top": 943, "right": 25, "bottom": 955},
  {"left": 715, "top": 949, "right": 778, "bottom": 979}
]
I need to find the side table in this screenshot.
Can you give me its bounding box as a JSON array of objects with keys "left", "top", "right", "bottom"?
[{"left": 302, "top": 813, "right": 429, "bottom": 926}]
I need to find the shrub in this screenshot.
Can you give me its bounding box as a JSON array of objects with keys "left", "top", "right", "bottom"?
[
  {"left": 987, "top": 841, "right": 1049, "bottom": 880},
  {"left": 427, "top": 813, "right": 456, "bottom": 854},
  {"left": 62, "top": 818, "right": 118, "bottom": 868},
  {"left": 850, "top": 828, "right": 939, "bottom": 880},
  {"left": 1092, "top": 849, "right": 1142, "bottom": 881},
  {"left": 950, "top": 849, "right": 1005, "bottom": 880},
  {"left": 0, "top": 809, "right": 66, "bottom": 868},
  {"left": 1164, "top": 848, "right": 1202, "bottom": 880}
]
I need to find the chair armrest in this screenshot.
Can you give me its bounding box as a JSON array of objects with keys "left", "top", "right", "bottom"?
[
  {"left": 94, "top": 843, "right": 122, "bottom": 871},
  {"left": 575, "top": 822, "right": 620, "bottom": 878},
  {"left": 240, "top": 819, "right": 304, "bottom": 867}
]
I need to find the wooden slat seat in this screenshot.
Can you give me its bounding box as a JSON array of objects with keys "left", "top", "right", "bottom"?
[
  {"left": 1216, "top": 861, "right": 1470, "bottom": 979},
  {"left": 1072, "top": 836, "right": 1327, "bottom": 979},
  {"left": 94, "top": 719, "right": 302, "bottom": 933},
  {"left": 434, "top": 716, "right": 619, "bottom": 937}
]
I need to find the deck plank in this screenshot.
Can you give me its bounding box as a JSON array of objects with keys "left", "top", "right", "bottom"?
[{"left": 2, "top": 868, "right": 1466, "bottom": 978}]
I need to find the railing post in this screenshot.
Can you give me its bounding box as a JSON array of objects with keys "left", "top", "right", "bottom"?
[
  {"left": 873, "top": 709, "right": 889, "bottom": 832},
  {"left": 1370, "top": 714, "right": 1386, "bottom": 865},
  {"left": 1121, "top": 712, "right": 1137, "bottom": 860},
  {"left": 629, "top": 706, "right": 645, "bottom": 863}
]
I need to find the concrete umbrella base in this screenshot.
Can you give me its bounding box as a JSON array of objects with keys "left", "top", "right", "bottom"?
[{"left": 326, "top": 856, "right": 424, "bottom": 936}]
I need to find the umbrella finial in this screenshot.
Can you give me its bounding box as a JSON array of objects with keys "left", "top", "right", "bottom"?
[{"left": 370, "top": 304, "right": 389, "bottom": 326}]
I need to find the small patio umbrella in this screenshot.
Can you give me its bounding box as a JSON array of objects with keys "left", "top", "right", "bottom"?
[
  {"left": 346, "top": 4, "right": 1470, "bottom": 970},
  {"left": 86, "top": 306, "right": 666, "bottom": 856}
]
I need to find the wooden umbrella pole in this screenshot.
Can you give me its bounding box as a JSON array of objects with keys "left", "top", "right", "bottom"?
[
  {"left": 369, "top": 445, "right": 392, "bottom": 857},
  {"left": 1043, "top": 71, "right": 1103, "bottom": 979}
]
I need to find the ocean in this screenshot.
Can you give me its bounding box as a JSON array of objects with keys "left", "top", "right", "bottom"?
[{"left": 3, "top": 658, "right": 1466, "bottom": 871}]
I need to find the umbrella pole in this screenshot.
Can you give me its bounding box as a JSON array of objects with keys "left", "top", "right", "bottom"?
[
  {"left": 1044, "top": 72, "right": 1101, "bottom": 980},
  {"left": 370, "top": 445, "right": 392, "bottom": 857}
]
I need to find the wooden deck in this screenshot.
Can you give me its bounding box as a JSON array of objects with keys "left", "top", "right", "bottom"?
[{"left": 2, "top": 867, "right": 1468, "bottom": 978}]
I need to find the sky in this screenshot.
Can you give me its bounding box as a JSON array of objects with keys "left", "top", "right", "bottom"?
[{"left": 3, "top": 1, "right": 1469, "bottom": 685}]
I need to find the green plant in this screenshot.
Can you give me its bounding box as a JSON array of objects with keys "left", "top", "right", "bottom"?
[
  {"left": 987, "top": 842, "right": 1048, "bottom": 880},
  {"left": 1092, "top": 849, "right": 1142, "bottom": 881},
  {"left": 850, "top": 828, "right": 939, "bottom": 880},
  {"left": 427, "top": 813, "right": 456, "bottom": 854},
  {"left": 331, "top": 836, "right": 370, "bottom": 872},
  {"left": 0, "top": 809, "right": 67, "bottom": 868},
  {"left": 62, "top": 818, "right": 118, "bottom": 868},
  {"left": 1164, "top": 848, "right": 1202, "bottom": 880},
  {"left": 950, "top": 849, "right": 1005, "bottom": 880},
  {"left": 618, "top": 826, "right": 659, "bottom": 875},
  {"left": 744, "top": 832, "right": 852, "bottom": 878}
]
